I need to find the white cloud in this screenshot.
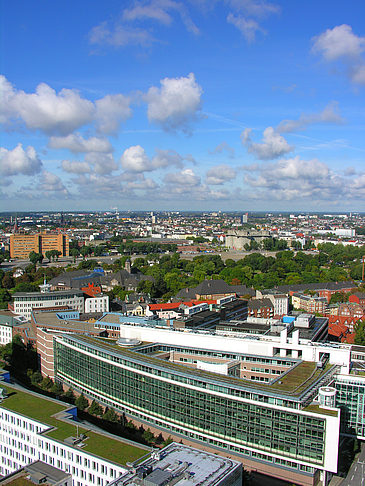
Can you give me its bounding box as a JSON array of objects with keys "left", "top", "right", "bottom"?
[
  {"left": 209, "top": 141, "right": 235, "bottom": 157},
  {"left": 121, "top": 146, "right": 189, "bottom": 173},
  {"left": 126, "top": 177, "right": 159, "bottom": 190},
  {"left": 95, "top": 94, "right": 132, "bottom": 134},
  {"left": 226, "top": 0, "right": 279, "bottom": 17},
  {"left": 145, "top": 73, "right": 203, "bottom": 131},
  {"left": 61, "top": 160, "right": 92, "bottom": 174},
  {"left": 121, "top": 145, "right": 151, "bottom": 172},
  {"left": 0, "top": 77, "right": 94, "bottom": 135},
  {"left": 206, "top": 165, "right": 237, "bottom": 185},
  {"left": 164, "top": 168, "right": 200, "bottom": 186},
  {"left": 312, "top": 25, "right": 365, "bottom": 86},
  {"left": 277, "top": 102, "right": 344, "bottom": 133},
  {"left": 49, "top": 134, "right": 113, "bottom": 153},
  {"left": 0, "top": 144, "right": 43, "bottom": 176},
  {"left": 312, "top": 24, "right": 364, "bottom": 61},
  {"left": 38, "top": 171, "right": 69, "bottom": 195},
  {"left": 243, "top": 156, "right": 344, "bottom": 201},
  {"left": 123, "top": 0, "right": 199, "bottom": 34},
  {"left": 89, "top": 22, "right": 155, "bottom": 48},
  {"left": 85, "top": 152, "right": 119, "bottom": 175},
  {"left": 227, "top": 14, "right": 263, "bottom": 42},
  {"left": 151, "top": 149, "right": 184, "bottom": 169},
  {"left": 0, "top": 76, "right": 133, "bottom": 135},
  {"left": 241, "top": 126, "right": 293, "bottom": 159},
  {"left": 89, "top": 0, "right": 198, "bottom": 49},
  {"left": 226, "top": 0, "right": 279, "bottom": 42}
]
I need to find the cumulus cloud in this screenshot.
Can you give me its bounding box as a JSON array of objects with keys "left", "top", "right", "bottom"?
[
  {"left": 312, "top": 24, "right": 364, "bottom": 61},
  {"left": 49, "top": 134, "right": 113, "bottom": 153},
  {"left": 85, "top": 152, "right": 119, "bottom": 175},
  {"left": 95, "top": 94, "right": 132, "bottom": 134},
  {"left": 151, "top": 149, "right": 185, "bottom": 169},
  {"left": 312, "top": 25, "right": 365, "bottom": 85},
  {"left": 241, "top": 126, "right": 293, "bottom": 160},
  {"left": 121, "top": 146, "right": 189, "bottom": 172},
  {"left": 0, "top": 144, "right": 43, "bottom": 176},
  {"left": 277, "top": 102, "right": 344, "bottom": 133},
  {"left": 0, "top": 77, "right": 94, "bottom": 135},
  {"left": 0, "top": 76, "right": 133, "bottom": 135},
  {"left": 164, "top": 168, "right": 200, "bottom": 186},
  {"left": 61, "top": 160, "right": 92, "bottom": 174},
  {"left": 243, "top": 156, "right": 344, "bottom": 201},
  {"left": 121, "top": 145, "right": 151, "bottom": 172},
  {"left": 206, "top": 165, "right": 237, "bottom": 185},
  {"left": 38, "top": 171, "right": 69, "bottom": 195},
  {"left": 145, "top": 73, "right": 203, "bottom": 131}
]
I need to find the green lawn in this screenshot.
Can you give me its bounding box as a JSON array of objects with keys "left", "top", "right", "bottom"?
[{"left": 1, "top": 385, "right": 146, "bottom": 465}]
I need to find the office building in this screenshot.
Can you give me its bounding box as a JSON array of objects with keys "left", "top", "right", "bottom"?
[
  {"left": 10, "top": 233, "right": 69, "bottom": 259},
  {"left": 10, "top": 290, "right": 84, "bottom": 320}
]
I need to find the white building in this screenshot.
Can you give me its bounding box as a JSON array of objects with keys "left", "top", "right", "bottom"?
[
  {"left": 0, "top": 386, "right": 132, "bottom": 486},
  {"left": 0, "top": 312, "right": 26, "bottom": 345},
  {"left": 85, "top": 295, "right": 109, "bottom": 314},
  {"left": 11, "top": 290, "right": 84, "bottom": 320}
]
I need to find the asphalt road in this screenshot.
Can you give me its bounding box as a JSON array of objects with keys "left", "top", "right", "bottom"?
[{"left": 340, "top": 442, "right": 365, "bottom": 486}]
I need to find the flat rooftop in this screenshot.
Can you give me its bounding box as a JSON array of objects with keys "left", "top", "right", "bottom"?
[
  {"left": 0, "top": 461, "right": 72, "bottom": 484},
  {"left": 0, "top": 384, "right": 146, "bottom": 466},
  {"left": 65, "top": 334, "right": 337, "bottom": 402},
  {"left": 110, "top": 442, "right": 241, "bottom": 486},
  {"left": 13, "top": 290, "right": 84, "bottom": 298}
]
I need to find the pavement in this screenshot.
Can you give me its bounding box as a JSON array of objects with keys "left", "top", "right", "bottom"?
[{"left": 334, "top": 442, "right": 365, "bottom": 486}]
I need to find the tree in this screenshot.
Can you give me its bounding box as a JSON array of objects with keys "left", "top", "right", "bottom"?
[
  {"left": 75, "top": 393, "right": 89, "bottom": 411},
  {"left": 354, "top": 320, "right": 365, "bottom": 346},
  {"left": 29, "top": 370, "right": 43, "bottom": 386},
  {"left": 70, "top": 248, "right": 80, "bottom": 263},
  {"left": 103, "top": 407, "right": 118, "bottom": 422},
  {"left": 143, "top": 428, "right": 155, "bottom": 444},
  {"left": 29, "top": 251, "right": 43, "bottom": 266},
  {"left": 41, "top": 376, "right": 54, "bottom": 390},
  {"left": 0, "top": 288, "right": 11, "bottom": 309},
  {"left": 162, "top": 436, "right": 174, "bottom": 447},
  {"left": 50, "top": 381, "right": 63, "bottom": 395},
  {"left": 80, "top": 246, "right": 91, "bottom": 259},
  {"left": 63, "top": 388, "right": 76, "bottom": 403},
  {"left": 88, "top": 399, "right": 103, "bottom": 416},
  {"left": 2, "top": 274, "right": 14, "bottom": 290}
]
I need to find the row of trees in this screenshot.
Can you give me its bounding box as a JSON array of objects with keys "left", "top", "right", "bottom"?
[{"left": 132, "top": 245, "right": 362, "bottom": 300}]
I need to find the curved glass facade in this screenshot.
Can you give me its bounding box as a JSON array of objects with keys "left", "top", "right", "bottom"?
[{"left": 54, "top": 335, "right": 330, "bottom": 473}]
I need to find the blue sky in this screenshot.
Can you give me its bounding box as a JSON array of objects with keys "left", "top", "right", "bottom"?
[{"left": 1, "top": 0, "right": 365, "bottom": 212}]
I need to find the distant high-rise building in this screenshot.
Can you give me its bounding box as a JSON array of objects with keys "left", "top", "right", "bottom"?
[
  {"left": 241, "top": 213, "right": 248, "bottom": 224},
  {"left": 10, "top": 233, "right": 69, "bottom": 259}
]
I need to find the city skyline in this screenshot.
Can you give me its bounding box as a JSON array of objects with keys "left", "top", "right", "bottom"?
[{"left": 1, "top": 0, "right": 365, "bottom": 212}]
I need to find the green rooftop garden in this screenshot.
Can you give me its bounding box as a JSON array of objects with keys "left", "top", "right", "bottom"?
[
  {"left": 303, "top": 403, "right": 339, "bottom": 416},
  {"left": 0, "top": 384, "right": 146, "bottom": 465},
  {"left": 73, "top": 334, "right": 335, "bottom": 398}
]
